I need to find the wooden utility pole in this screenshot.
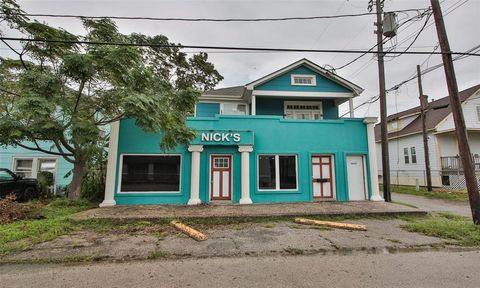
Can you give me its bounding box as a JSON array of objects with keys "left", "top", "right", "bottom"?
[
  {"left": 431, "top": 0, "right": 480, "bottom": 224},
  {"left": 373, "top": 0, "right": 391, "bottom": 202},
  {"left": 417, "top": 65, "right": 433, "bottom": 191}
]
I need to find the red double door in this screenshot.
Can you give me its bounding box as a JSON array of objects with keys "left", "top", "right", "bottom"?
[{"left": 312, "top": 155, "right": 334, "bottom": 199}]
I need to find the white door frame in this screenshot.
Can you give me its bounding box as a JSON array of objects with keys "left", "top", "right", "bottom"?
[{"left": 346, "top": 154, "right": 368, "bottom": 201}]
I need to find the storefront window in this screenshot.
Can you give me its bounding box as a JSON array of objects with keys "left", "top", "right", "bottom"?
[
  {"left": 258, "top": 155, "right": 276, "bottom": 189},
  {"left": 258, "top": 155, "right": 297, "bottom": 190},
  {"left": 121, "top": 155, "right": 181, "bottom": 192}
]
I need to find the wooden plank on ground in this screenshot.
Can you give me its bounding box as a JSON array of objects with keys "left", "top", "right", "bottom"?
[
  {"left": 294, "top": 217, "right": 367, "bottom": 231},
  {"left": 170, "top": 220, "right": 208, "bottom": 241}
]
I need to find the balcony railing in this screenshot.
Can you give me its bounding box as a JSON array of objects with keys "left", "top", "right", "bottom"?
[{"left": 440, "top": 155, "right": 480, "bottom": 171}]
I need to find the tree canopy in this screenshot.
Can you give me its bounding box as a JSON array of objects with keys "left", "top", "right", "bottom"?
[{"left": 0, "top": 0, "right": 223, "bottom": 198}]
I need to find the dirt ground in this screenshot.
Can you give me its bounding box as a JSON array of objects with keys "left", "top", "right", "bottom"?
[{"left": 2, "top": 218, "right": 453, "bottom": 264}]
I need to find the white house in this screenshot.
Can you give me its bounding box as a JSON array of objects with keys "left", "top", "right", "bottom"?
[{"left": 375, "top": 84, "right": 480, "bottom": 189}]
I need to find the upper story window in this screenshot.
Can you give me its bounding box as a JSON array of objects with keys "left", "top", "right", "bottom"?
[
  {"left": 291, "top": 74, "right": 316, "bottom": 86},
  {"left": 221, "top": 103, "right": 247, "bottom": 115},
  {"left": 284, "top": 101, "right": 323, "bottom": 120},
  {"left": 476, "top": 105, "right": 480, "bottom": 121},
  {"left": 388, "top": 120, "right": 398, "bottom": 132}
]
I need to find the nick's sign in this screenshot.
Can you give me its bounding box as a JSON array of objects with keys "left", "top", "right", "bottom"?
[{"left": 192, "top": 130, "right": 254, "bottom": 145}]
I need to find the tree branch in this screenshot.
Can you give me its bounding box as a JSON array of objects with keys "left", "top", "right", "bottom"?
[
  {"left": 74, "top": 79, "right": 86, "bottom": 113},
  {"left": 1, "top": 39, "right": 28, "bottom": 70},
  {"left": 59, "top": 136, "right": 75, "bottom": 153},
  {"left": 95, "top": 113, "right": 125, "bottom": 126},
  {"left": 13, "top": 141, "right": 74, "bottom": 157},
  {"left": 53, "top": 140, "right": 75, "bottom": 163}
]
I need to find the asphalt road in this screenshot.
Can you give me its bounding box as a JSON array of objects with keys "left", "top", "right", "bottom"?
[
  {"left": 392, "top": 192, "right": 471, "bottom": 217},
  {"left": 1, "top": 251, "right": 479, "bottom": 288}
]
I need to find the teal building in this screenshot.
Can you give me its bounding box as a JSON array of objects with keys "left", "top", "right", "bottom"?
[{"left": 100, "top": 59, "right": 383, "bottom": 206}]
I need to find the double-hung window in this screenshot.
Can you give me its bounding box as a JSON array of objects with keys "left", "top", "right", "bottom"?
[
  {"left": 410, "top": 147, "right": 417, "bottom": 164},
  {"left": 258, "top": 155, "right": 297, "bottom": 190}
]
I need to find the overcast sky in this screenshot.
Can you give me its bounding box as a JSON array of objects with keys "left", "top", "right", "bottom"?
[{"left": 2, "top": 0, "right": 479, "bottom": 118}]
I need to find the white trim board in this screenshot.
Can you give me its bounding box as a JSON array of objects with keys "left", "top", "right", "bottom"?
[{"left": 251, "top": 90, "right": 354, "bottom": 98}]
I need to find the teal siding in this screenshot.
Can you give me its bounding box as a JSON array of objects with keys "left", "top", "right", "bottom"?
[
  {"left": 0, "top": 142, "right": 73, "bottom": 190},
  {"left": 256, "top": 97, "right": 338, "bottom": 119},
  {"left": 114, "top": 116, "right": 371, "bottom": 205},
  {"left": 196, "top": 102, "right": 220, "bottom": 117},
  {"left": 255, "top": 65, "right": 352, "bottom": 93}
]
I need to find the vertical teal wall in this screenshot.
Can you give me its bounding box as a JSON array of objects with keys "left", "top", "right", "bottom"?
[
  {"left": 0, "top": 142, "right": 73, "bottom": 190},
  {"left": 114, "top": 116, "right": 371, "bottom": 205},
  {"left": 255, "top": 97, "right": 339, "bottom": 119}
]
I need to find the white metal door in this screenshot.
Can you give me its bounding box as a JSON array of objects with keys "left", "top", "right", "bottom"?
[{"left": 347, "top": 155, "right": 367, "bottom": 201}]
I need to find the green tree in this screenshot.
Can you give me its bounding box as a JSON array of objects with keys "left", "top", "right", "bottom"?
[{"left": 0, "top": 0, "right": 223, "bottom": 199}]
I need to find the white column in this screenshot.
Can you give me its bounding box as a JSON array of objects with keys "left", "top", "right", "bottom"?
[
  {"left": 349, "top": 98, "right": 355, "bottom": 118},
  {"left": 251, "top": 95, "right": 256, "bottom": 115},
  {"left": 238, "top": 145, "right": 253, "bottom": 204},
  {"left": 100, "top": 121, "right": 119, "bottom": 207},
  {"left": 364, "top": 117, "right": 384, "bottom": 201},
  {"left": 187, "top": 145, "right": 203, "bottom": 205}
]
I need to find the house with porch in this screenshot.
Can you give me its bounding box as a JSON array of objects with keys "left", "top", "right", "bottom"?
[
  {"left": 100, "top": 58, "right": 383, "bottom": 206},
  {"left": 375, "top": 84, "right": 480, "bottom": 189}
]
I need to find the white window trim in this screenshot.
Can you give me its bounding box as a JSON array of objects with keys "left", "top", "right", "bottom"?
[
  {"left": 117, "top": 154, "right": 183, "bottom": 194},
  {"left": 284, "top": 101, "right": 323, "bottom": 120},
  {"left": 257, "top": 154, "right": 299, "bottom": 191},
  {"left": 291, "top": 74, "right": 316, "bottom": 86},
  {"left": 194, "top": 101, "right": 249, "bottom": 116}
]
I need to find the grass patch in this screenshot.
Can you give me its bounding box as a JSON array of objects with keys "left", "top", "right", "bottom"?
[
  {"left": 383, "top": 185, "right": 468, "bottom": 201},
  {"left": 402, "top": 213, "right": 480, "bottom": 246},
  {"left": 0, "top": 198, "right": 95, "bottom": 255}
]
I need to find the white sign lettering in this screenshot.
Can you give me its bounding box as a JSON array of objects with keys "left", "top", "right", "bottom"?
[{"left": 201, "top": 132, "right": 241, "bottom": 143}]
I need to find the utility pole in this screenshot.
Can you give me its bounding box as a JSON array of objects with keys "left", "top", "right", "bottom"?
[
  {"left": 370, "top": 0, "right": 391, "bottom": 202},
  {"left": 417, "top": 65, "right": 432, "bottom": 191},
  {"left": 431, "top": 0, "right": 480, "bottom": 224}
]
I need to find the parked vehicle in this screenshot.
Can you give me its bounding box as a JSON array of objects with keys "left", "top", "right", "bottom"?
[{"left": 0, "top": 168, "right": 39, "bottom": 201}]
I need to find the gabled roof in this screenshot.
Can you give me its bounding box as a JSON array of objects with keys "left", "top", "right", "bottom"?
[
  {"left": 245, "top": 58, "right": 364, "bottom": 96},
  {"left": 375, "top": 84, "right": 480, "bottom": 141}
]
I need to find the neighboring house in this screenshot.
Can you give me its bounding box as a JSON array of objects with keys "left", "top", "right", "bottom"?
[
  {"left": 0, "top": 142, "right": 73, "bottom": 194},
  {"left": 100, "top": 58, "right": 383, "bottom": 207},
  {"left": 375, "top": 84, "right": 480, "bottom": 189}
]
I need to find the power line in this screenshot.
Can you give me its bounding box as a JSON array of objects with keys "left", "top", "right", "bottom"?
[
  {"left": 1, "top": 37, "right": 479, "bottom": 57},
  {"left": 340, "top": 44, "right": 480, "bottom": 117},
  {"left": 0, "top": 8, "right": 430, "bottom": 22}
]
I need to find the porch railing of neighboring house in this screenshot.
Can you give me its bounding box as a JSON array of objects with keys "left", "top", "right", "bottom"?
[{"left": 440, "top": 155, "right": 480, "bottom": 171}]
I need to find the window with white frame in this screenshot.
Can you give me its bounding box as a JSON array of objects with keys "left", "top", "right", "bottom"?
[
  {"left": 291, "top": 74, "right": 316, "bottom": 86},
  {"left": 258, "top": 155, "right": 297, "bottom": 190},
  {"left": 284, "top": 101, "right": 323, "bottom": 120},
  {"left": 120, "top": 155, "right": 181, "bottom": 192},
  {"left": 221, "top": 103, "right": 247, "bottom": 115},
  {"left": 476, "top": 105, "right": 480, "bottom": 121},
  {"left": 13, "top": 158, "right": 34, "bottom": 178},
  {"left": 410, "top": 147, "right": 417, "bottom": 164}
]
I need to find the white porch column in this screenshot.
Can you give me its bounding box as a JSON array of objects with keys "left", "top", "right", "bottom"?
[
  {"left": 100, "top": 121, "right": 119, "bottom": 207},
  {"left": 251, "top": 95, "right": 256, "bottom": 115},
  {"left": 238, "top": 145, "right": 253, "bottom": 204},
  {"left": 349, "top": 98, "right": 355, "bottom": 118},
  {"left": 364, "top": 117, "right": 383, "bottom": 201},
  {"left": 187, "top": 145, "right": 203, "bottom": 205}
]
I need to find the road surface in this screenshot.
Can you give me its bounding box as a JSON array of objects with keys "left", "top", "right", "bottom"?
[
  {"left": 1, "top": 250, "right": 479, "bottom": 288},
  {"left": 392, "top": 192, "right": 471, "bottom": 217}
]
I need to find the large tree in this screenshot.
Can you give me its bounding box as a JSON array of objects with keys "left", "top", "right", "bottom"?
[{"left": 0, "top": 0, "right": 223, "bottom": 199}]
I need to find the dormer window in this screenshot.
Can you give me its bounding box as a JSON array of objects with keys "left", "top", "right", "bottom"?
[{"left": 291, "top": 74, "right": 316, "bottom": 86}]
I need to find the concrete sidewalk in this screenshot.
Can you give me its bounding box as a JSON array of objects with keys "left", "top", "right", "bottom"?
[{"left": 72, "top": 201, "right": 425, "bottom": 221}]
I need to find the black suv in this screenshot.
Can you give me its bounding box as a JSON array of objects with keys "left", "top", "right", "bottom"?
[{"left": 0, "top": 168, "right": 39, "bottom": 201}]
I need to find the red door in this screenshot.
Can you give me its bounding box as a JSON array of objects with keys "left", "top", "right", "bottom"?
[
  {"left": 312, "top": 155, "right": 334, "bottom": 199},
  {"left": 210, "top": 155, "right": 232, "bottom": 200}
]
